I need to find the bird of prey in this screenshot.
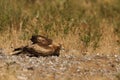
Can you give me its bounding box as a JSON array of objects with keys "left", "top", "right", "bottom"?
[{"left": 12, "top": 35, "right": 61, "bottom": 57}]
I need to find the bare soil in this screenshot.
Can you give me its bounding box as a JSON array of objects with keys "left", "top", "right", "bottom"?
[{"left": 0, "top": 50, "right": 120, "bottom": 80}]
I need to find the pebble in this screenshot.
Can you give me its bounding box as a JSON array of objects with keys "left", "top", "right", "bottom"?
[{"left": 0, "top": 53, "right": 120, "bottom": 80}]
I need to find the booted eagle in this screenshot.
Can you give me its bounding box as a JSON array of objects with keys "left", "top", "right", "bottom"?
[{"left": 12, "top": 35, "right": 61, "bottom": 57}]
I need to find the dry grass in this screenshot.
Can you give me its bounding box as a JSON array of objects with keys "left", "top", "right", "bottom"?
[{"left": 0, "top": 0, "right": 120, "bottom": 55}]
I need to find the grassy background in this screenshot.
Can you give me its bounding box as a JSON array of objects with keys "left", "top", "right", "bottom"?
[{"left": 0, "top": 0, "right": 120, "bottom": 54}]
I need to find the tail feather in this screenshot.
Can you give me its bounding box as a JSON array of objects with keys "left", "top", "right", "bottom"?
[
  {"left": 14, "top": 47, "right": 23, "bottom": 51},
  {"left": 12, "top": 51, "right": 22, "bottom": 55},
  {"left": 12, "top": 46, "right": 27, "bottom": 55}
]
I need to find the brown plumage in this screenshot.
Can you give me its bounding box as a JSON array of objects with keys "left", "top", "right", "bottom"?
[
  {"left": 30, "top": 35, "right": 52, "bottom": 46},
  {"left": 12, "top": 35, "right": 61, "bottom": 57}
]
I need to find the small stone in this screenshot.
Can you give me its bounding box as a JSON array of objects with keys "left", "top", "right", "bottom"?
[
  {"left": 27, "top": 66, "right": 34, "bottom": 70},
  {"left": 114, "top": 55, "right": 118, "bottom": 58}
]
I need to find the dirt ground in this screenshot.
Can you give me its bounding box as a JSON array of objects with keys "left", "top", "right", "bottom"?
[{"left": 0, "top": 50, "right": 120, "bottom": 80}]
